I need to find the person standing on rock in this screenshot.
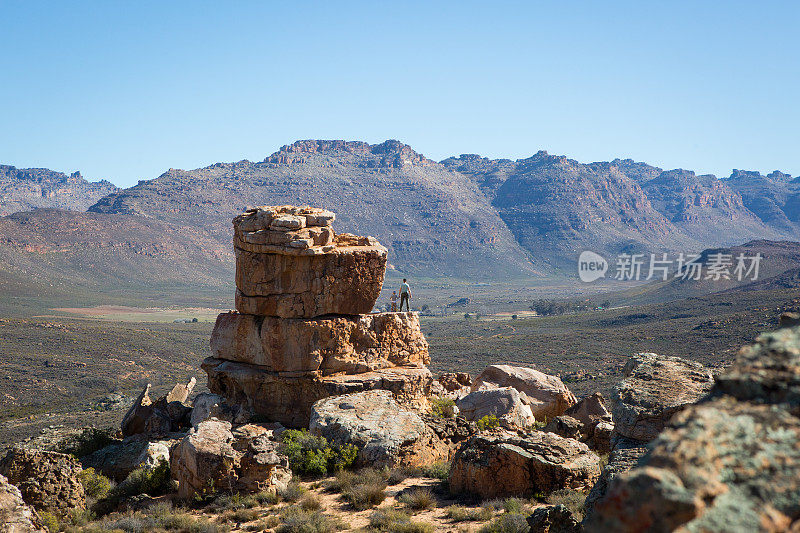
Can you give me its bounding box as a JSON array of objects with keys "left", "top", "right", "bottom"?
[{"left": 399, "top": 279, "right": 412, "bottom": 312}]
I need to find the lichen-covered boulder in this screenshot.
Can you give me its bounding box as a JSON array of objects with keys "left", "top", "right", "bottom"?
[
  {"left": 210, "top": 311, "right": 429, "bottom": 375},
  {"left": 233, "top": 205, "right": 387, "bottom": 318},
  {"left": 449, "top": 430, "right": 600, "bottom": 499},
  {"left": 170, "top": 419, "right": 290, "bottom": 499},
  {"left": 456, "top": 387, "right": 534, "bottom": 429},
  {"left": 0, "top": 449, "right": 84, "bottom": 517},
  {"left": 309, "top": 390, "right": 449, "bottom": 468},
  {"left": 472, "top": 365, "right": 577, "bottom": 419},
  {"left": 612, "top": 353, "right": 713, "bottom": 441},
  {"left": 0, "top": 474, "right": 44, "bottom": 532},
  {"left": 587, "top": 326, "right": 800, "bottom": 532}
]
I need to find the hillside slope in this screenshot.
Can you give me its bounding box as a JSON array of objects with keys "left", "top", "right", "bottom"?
[
  {"left": 89, "top": 140, "right": 537, "bottom": 278},
  {"left": 0, "top": 165, "right": 118, "bottom": 215}
]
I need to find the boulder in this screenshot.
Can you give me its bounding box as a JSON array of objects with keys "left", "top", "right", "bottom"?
[
  {"left": 543, "top": 416, "right": 583, "bottom": 441},
  {"left": 203, "top": 357, "right": 433, "bottom": 427},
  {"left": 190, "top": 392, "right": 249, "bottom": 427},
  {"left": 455, "top": 387, "right": 535, "bottom": 429},
  {"left": 121, "top": 380, "right": 195, "bottom": 437},
  {"left": 449, "top": 430, "right": 601, "bottom": 499},
  {"left": 0, "top": 448, "right": 85, "bottom": 516},
  {"left": 565, "top": 392, "right": 612, "bottom": 428},
  {"left": 438, "top": 372, "right": 472, "bottom": 392},
  {"left": 233, "top": 206, "right": 387, "bottom": 318},
  {"left": 472, "top": 365, "right": 577, "bottom": 419},
  {"left": 612, "top": 353, "right": 713, "bottom": 441},
  {"left": 170, "top": 419, "right": 291, "bottom": 499},
  {"left": 587, "top": 326, "right": 800, "bottom": 532},
  {"left": 82, "top": 434, "right": 184, "bottom": 482},
  {"left": 527, "top": 504, "right": 581, "bottom": 533},
  {"left": 779, "top": 311, "right": 800, "bottom": 328},
  {"left": 0, "top": 474, "right": 44, "bottom": 532},
  {"left": 589, "top": 420, "right": 614, "bottom": 455},
  {"left": 309, "top": 390, "right": 449, "bottom": 468},
  {"left": 210, "top": 311, "right": 429, "bottom": 375},
  {"left": 583, "top": 435, "right": 649, "bottom": 522}
]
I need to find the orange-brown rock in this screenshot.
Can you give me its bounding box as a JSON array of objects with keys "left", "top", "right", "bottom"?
[
  {"left": 449, "top": 430, "right": 601, "bottom": 499},
  {"left": 210, "top": 311, "right": 429, "bottom": 375},
  {"left": 202, "top": 357, "right": 433, "bottom": 427},
  {"left": 233, "top": 205, "right": 387, "bottom": 318}
]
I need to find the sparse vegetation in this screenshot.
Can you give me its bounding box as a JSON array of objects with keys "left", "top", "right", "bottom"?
[
  {"left": 300, "top": 492, "right": 324, "bottom": 511},
  {"left": 78, "top": 467, "right": 113, "bottom": 499},
  {"left": 430, "top": 397, "right": 456, "bottom": 418},
  {"left": 277, "top": 506, "right": 346, "bottom": 533},
  {"left": 546, "top": 488, "right": 588, "bottom": 521},
  {"left": 398, "top": 487, "right": 435, "bottom": 510},
  {"left": 417, "top": 461, "right": 450, "bottom": 480},
  {"left": 279, "top": 481, "right": 308, "bottom": 503},
  {"left": 279, "top": 429, "right": 358, "bottom": 477},
  {"left": 445, "top": 505, "right": 494, "bottom": 522},
  {"left": 476, "top": 415, "right": 499, "bottom": 431},
  {"left": 55, "top": 427, "right": 117, "bottom": 458},
  {"left": 369, "top": 508, "right": 434, "bottom": 533},
  {"left": 478, "top": 511, "right": 530, "bottom": 533}
]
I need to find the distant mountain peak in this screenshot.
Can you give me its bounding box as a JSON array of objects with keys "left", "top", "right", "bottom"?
[{"left": 265, "top": 139, "right": 433, "bottom": 168}]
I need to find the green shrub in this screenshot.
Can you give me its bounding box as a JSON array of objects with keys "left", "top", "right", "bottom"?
[
  {"left": 503, "top": 497, "right": 525, "bottom": 514},
  {"left": 118, "top": 459, "right": 173, "bottom": 497},
  {"left": 95, "top": 504, "right": 230, "bottom": 533},
  {"left": 546, "top": 488, "right": 588, "bottom": 521},
  {"left": 430, "top": 398, "right": 456, "bottom": 418},
  {"left": 279, "top": 429, "right": 358, "bottom": 477},
  {"left": 277, "top": 507, "right": 345, "bottom": 533},
  {"left": 445, "top": 505, "right": 494, "bottom": 522},
  {"left": 55, "top": 427, "right": 116, "bottom": 458},
  {"left": 301, "top": 493, "right": 324, "bottom": 511},
  {"left": 418, "top": 462, "right": 450, "bottom": 480},
  {"left": 343, "top": 481, "right": 387, "bottom": 510},
  {"left": 386, "top": 468, "right": 409, "bottom": 485},
  {"left": 368, "top": 509, "right": 434, "bottom": 532},
  {"left": 279, "top": 481, "right": 308, "bottom": 503},
  {"left": 39, "top": 511, "right": 60, "bottom": 533},
  {"left": 79, "top": 467, "right": 113, "bottom": 499},
  {"left": 478, "top": 512, "right": 529, "bottom": 533},
  {"left": 476, "top": 415, "right": 499, "bottom": 431},
  {"left": 398, "top": 488, "right": 435, "bottom": 511},
  {"left": 223, "top": 507, "right": 260, "bottom": 523},
  {"left": 255, "top": 490, "right": 281, "bottom": 506}
]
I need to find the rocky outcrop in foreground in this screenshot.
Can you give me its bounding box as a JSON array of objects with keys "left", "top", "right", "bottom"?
[
  {"left": 0, "top": 448, "right": 85, "bottom": 517},
  {"left": 588, "top": 327, "right": 800, "bottom": 532},
  {"left": 0, "top": 474, "right": 44, "bottom": 532},
  {"left": 205, "top": 205, "right": 434, "bottom": 427},
  {"left": 449, "top": 430, "right": 600, "bottom": 499}
]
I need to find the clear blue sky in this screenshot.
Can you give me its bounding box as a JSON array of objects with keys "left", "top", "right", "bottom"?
[{"left": 1, "top": 1, "right": 797, "bottom": 187}]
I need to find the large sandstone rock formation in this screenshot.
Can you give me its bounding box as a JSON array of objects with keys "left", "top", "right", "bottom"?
[
  {"left": 309, "top": 390, "right": 449, "bottom": 468},
  {"left": 0, "top": 449, "right": 85, "bottom": 517},
  {"left": 472, "top": 364, "right": 577, "bottom": 420},
  {"left": 205, "top": 205, "right": 434, "bottom": 428},
  {"left": 170, "top": 419, "right": 291, "bottom": 499},
  {"left": 121, "top": 379, "right": 195, "bottom": 437},
  {"left": 449, "top": 430, "right": 600, "bottom": 499},
  {"left": 455, "top": 387, "right": 535, "bottom": 429},
  {"left": 204, "top": 358, "right": 432, "bottom": 427},
  {"left": 233, "top": 205, "right": 387, "bottom": 318},
  {"left": 587, "top": 327, "right": 800, "bottom": 532},
  {"left": 0, "top": 474, "right": 44, "bottom": 533},
  {"left": 211, "top": 311, "right": 429, "bottom": 374}
]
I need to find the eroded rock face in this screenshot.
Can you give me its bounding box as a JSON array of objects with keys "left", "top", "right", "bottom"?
[
  {"left": 233, "top": 206, "right": 387, "bottom": 318},
  {"left": 0, "top": 474, "right": 44, "bottom": 533},
  {"left": 0, "top": 449, "right": 85, "bottom": 516},
  {"left": 203, "top": 357, "right": 433, "bottom": 428},
  {"left": 612, "top": 353, "right": 714, "bottom": 441},
  {"left": 210, "top": 311, "right": 429, "bottom": 375},
  {"left": 455, "top": 387, "right": 535, "bottom": 429},
  {"left": 121, "top": 380, "right": 195, "bottom": 437},
  {"left": 472, "top": 365, "right": 577, "bottom": 420},
  {"left": 587, "top": 327, "right": 800, "bottom": 532},
  {"left": 309, "top": 390, "right": 449, "bottom": 468},
  {"left": 449, "top": 430, "right": 600, "bottom": 499},
  {"left": 170, "top": 419, "right": 290, "bottom": 499}
]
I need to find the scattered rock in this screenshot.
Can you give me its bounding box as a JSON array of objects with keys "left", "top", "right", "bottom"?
[
  {"left": 456, "top": 387, "right": 535, "bottom": 429},
  {"left": 612, "top": 353, "right": 713, "bottom": 441},
  {"left": 543, "top": 416, "right": 583, "bottom": 441},
  {"left": 527, "top": 504, "right": 581, "bottom": 533},
  {"left": 449, "top": 430, "right": 600, "bottom": 499},
  {"left": 170, "top": 419, "right": 291, "bottom": 499},
  {"left": 0, "top": 474, "right": 44, "bottom": 532},
  {"left": 210, "top": 311, "right": 429, "bottom": 375},
  {"left": 309, "top": 390, "right": 449, "bottom": 468},
  {"left": 472, "top": 365, "right": 577, "bottom": 419},
  {"left": 121, "top": 380, "right": 195, "bottom": 437},
  {"left": 0, "top": 448, "right": 85, "bottom": 516}
]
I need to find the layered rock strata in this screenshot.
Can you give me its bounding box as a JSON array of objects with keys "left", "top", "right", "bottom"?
[{"left": 206, "top": 205, "right": 433, "bottom": 428}]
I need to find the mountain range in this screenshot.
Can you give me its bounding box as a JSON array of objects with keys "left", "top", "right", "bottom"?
[{"left": 1, "top": 140, "right": 798, "bottom": 290}]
